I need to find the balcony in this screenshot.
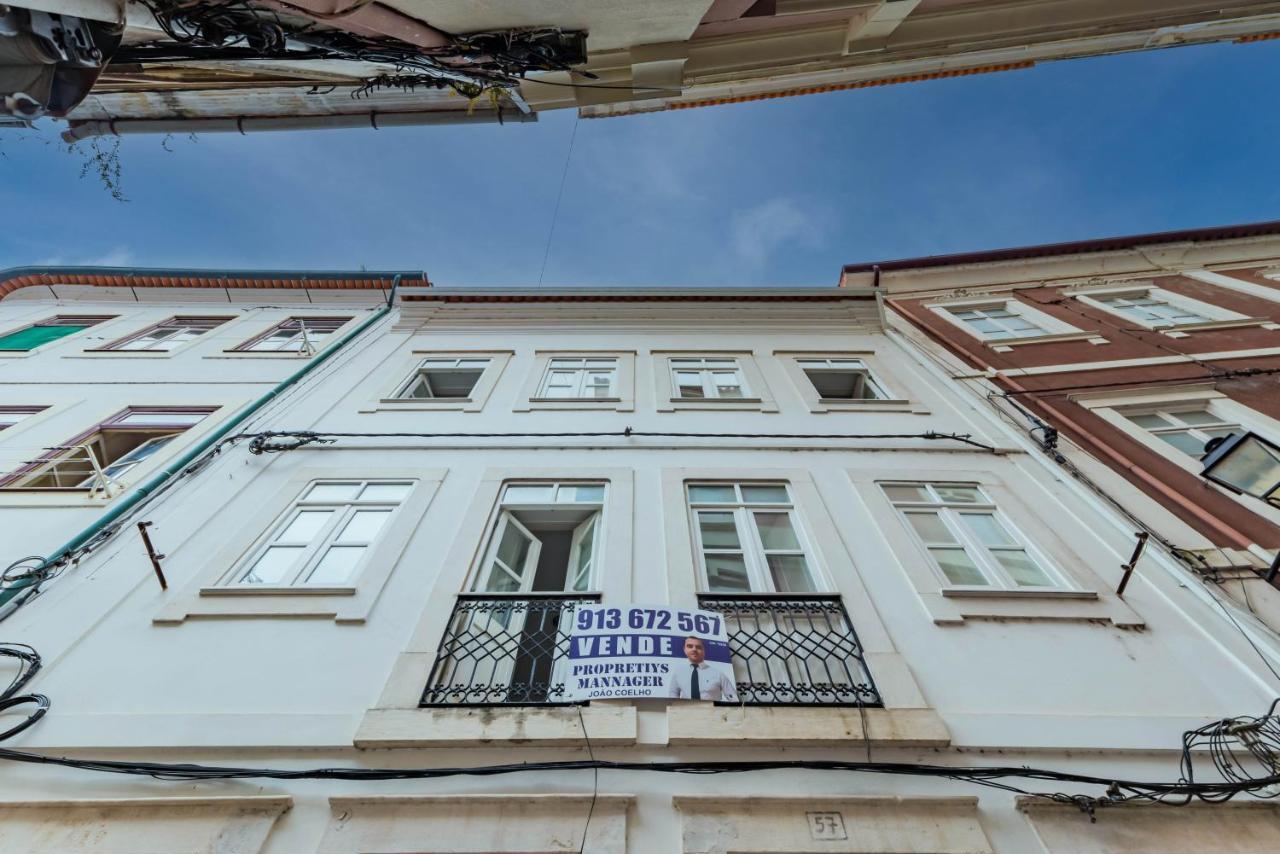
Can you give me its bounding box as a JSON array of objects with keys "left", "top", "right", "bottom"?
[
  {"left": 698, "top": 594, "right": 881, "bottom": 707},
  {"left": 421, "top": 593, "right": 598, "bottom": 706},
  {"left": 421, "top": 592, "right": 880, "bottom": 708}
]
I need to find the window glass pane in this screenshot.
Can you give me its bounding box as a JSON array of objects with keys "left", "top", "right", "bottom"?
[
  {"left": 358, "top": 482, "right": 413, "bottom": 502},
  {"left": 906, "top": 512, "right": 955, "bottom": 544},
  {"left": 584, "top": 359, "right": 615, "bottom": 368},
  {"left": 241, "top": 546, "right": 302, "bottom": 584},
  {"left": 929, "top": 547, "right": 987, "bottom": 586},
  {"left": 1158, "top": 432, "right": 1209, "bottom": 456},
  {"left": 740, "top": 485, "right": 789, "bottom": 504},
  {"left": 336, "top": 509, "right": 392, "bottom": 543},
  {"left": 1174, "top": 410, "right": 1224, "bottom": 426},
  {"left": 1127, "top": 413, "right": 1172, "bottom": 429},
  {"left": 504, "top": 484, "right": 555, "bottom": 503},
  {"left": 456, "top": 359, "right": 490, "bottom": 369},
  {"left": 421, "top": 369, "right": 482, "bottom": 398},
  {"left": 278, "top": 509, "right": 334, "bottom": 543},
  {"left": 767, "top": 554, "right": 814, "bottom": 592},
  {"left": 882, "top": 484, "right": 929, "bottom": 502},
  {"left": 698, "top": 512, "right": 741, "bottom": 549},
  {"left": 959, "top": 513, "right": 1017, "bottom": 547},
  {"left": 306, "top": 546, "right": 364, "bottom": 584},
  {"left": 484, "top": 566, "right": 522, "bottom": 593},
  {"left": 754, "top": 512, "right": 801, "bottom": 550},
  {"left": 993, "top": 550, "right": 1052, "bottom": 587},
  {"left": 933, "top": 485, "right": 983, "bottom": 503},
  {"left": 704, "top": 553, "right": 751, "bottom": 592},
  {"left": 561, "top": 484, "right": 605, "bottom": 503},
  {"left": 496, "top": 521, "right": 532, "bottom": 570},
  {"left": 675, "top": 372, "right": 704, "bottom": 398},
  {"left": 305, "top": 482, "right": 362, "bottom": 502},
  {"left": 688, "top": 484, "right": 735, "bottom": 503}
]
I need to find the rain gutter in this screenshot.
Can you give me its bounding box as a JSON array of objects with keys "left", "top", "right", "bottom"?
[{"left": 0, "top": 268, "right": 423, "bottom": 612}]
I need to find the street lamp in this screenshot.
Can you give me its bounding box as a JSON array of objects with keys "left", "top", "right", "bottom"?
[{"left": 1199, "top": 432, "right": 1280, "bottom": 509}]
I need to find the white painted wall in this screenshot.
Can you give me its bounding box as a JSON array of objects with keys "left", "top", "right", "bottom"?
[{"left": 0, "top": 288, "right": 1276, "bottom": 853}]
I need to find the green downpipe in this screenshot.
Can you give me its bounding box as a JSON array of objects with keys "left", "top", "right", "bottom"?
[{"left": 0, "top": 273, "right": 411, "bottom": 607}]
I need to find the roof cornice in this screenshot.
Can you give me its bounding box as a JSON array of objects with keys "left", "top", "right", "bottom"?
[{"left": 0, "top": 266, "right": 428, "bottom": 300}]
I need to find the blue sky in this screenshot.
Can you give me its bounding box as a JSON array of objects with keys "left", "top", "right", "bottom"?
[{"left": 1, "top": 39, "right": 1279, "bottom": 286}]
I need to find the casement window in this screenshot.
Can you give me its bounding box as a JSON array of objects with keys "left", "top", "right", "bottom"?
[
  {"left": 537, "top": 358, "right": 618, "bottom": 399},
  {"left": 797, "top": 358, "right": 887, "bottom": 400},
  {"left": 1123, "top": 407, "right": 1241, "bottom": 457},
  {"left": 234, "top": 317, "right": 350, "bottom": 353},
  {"left": 671, "top": 358, "right": 748, "bottom": 399},
  {"left": 688, "top": 482, "right": 818, "bottom": 593},
  {"left": 945, "top": 306, "right": 1048, "bottom": 340},
  {"left": 227, "top": 480, "right": 414, "bottom": 587},
  {"left": 1092, "top": 293, "right": 1209, "bottom": 326},
  {"left": 1, "top": 408, "right": 212, "bottom": 492},
  {"left": 884, "top": 482, "right": 1058, "bottom": 589},
  {"left": 0, "top": 315, "right": 115, "bottom": 351},
  {"left": 396, "top": 357, "right": 491, "bottom": 400},
  {"left": 473, "top": 482, "right": 605, "bottom": 594},
  {"left": 0, "top": 407, "right": 45, "bottom": 430},
  {"left": 103, "top": 316, "right": 231, "bottom": 351}
]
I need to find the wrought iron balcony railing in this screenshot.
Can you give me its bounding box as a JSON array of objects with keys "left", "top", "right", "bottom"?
[
  {"left": 421, "top": 592, "right": 880, "bottom": 707},
  {"left": 421, "top": 593, "right": 599, "bottom": 707},
  {"left": 698, "top": 594, "right": 881, "bottom": 707}
]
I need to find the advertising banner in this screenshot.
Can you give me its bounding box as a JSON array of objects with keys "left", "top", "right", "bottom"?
[{"left": 565, "top": 603, "right": 737, "bottom": 702}]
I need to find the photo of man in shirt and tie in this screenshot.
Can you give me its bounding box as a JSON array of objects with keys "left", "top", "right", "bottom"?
[{"left": 665, "top": 635, "right": 738, "bottom": 701}]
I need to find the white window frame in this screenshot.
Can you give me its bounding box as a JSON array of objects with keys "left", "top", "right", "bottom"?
[
  {"left": 1070, "top": 282, "right": 1264, "bottom": 336},
  {"left": 884, "top": 482, "right": 1065, "bottom": 592},
  {"left": 1121, "top": 406, "right": 1241, "bottom": 458},
  {"left": 536, "top": 358, "right": 618, "bottom": 400},
  {"left": 395, "top": 357, "right": 493, "bottom": 400},
  {"left": 220, "top": 479, "right": 416, "bottom": 589},
  {"left": 652, "top": 351, "right": 778, "bottom": 412},
  {"left": 514, "top": 351, "right": 636, "bottom": 412},
  {"left": 471, "top": 481, "right": 607, "bottom": 594},
  {"left": 670, "top": 357, "right": 750, "bottom": 400},
  {"left": 367, "top": 350, "right": 512, "bottom": 413},
  {"left": 687, "top": 481, "right": 823, "bottom": 594},
  {"left": 98, "top": 316, "right": 232, "bottom": 353},
  {"left": 229, "top": 316, "right": 354, "bottom": 355},
  {"left": 1078, "top": 386, "right": 1280, "bottom": 529},
  {"left": 925, "top": 296, "right": 1104, "bottom": 352}
]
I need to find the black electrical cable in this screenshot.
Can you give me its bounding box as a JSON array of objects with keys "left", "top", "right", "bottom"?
[{"left": 233, "top": 429, "right": 999, "bottom": 452}]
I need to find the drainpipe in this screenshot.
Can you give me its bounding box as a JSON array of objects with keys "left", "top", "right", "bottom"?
[{"left": 0, "top": 270, "right": 419, "bottom": 612}]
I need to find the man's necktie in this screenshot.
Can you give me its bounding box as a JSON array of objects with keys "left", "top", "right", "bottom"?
[{"left": 690, "top": 665, "right": 701, "bottom": 700}]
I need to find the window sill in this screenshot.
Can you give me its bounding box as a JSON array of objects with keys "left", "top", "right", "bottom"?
[
  {"left": 941, "top": 587, "right": 1098, "bottom": 600},
  {"left": 667, "top": 704, "right": 949, "bottom": 748},
  {"left": 528, "top": 397, "right": 621, "bottom": 404},
  {"left": 211, "top": 350, "right": 311, "bottom": 359},
  {"left": 200, "top": 586, "right": 356, "bottom": 597},
  {"left": 68, "top": 350, "right": 176, "bottom": 359},
  {"left": 1156, "top": 317, "right": 1280, "bottom": 338},
  {"left": 361, "top": 397, "right": 476, "bottom": 412},
  {"left": 983, "top": 331, "right": 1108, "bottom": 353},
  {"left": 354, "top": 703, "right": 638, "bottom": 748}
]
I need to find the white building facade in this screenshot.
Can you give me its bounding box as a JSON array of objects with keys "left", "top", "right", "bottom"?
[{"left": 0, "top": 273, "right": 1277, "bottom": 853}]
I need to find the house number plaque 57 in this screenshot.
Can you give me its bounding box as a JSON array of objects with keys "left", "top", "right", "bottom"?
[{"left": 806, "top": 811, "right": 848, "bottom": 840}]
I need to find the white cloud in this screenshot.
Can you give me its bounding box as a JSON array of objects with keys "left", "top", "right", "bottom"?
[{"left": 729, "top": 197, "right": 825, "bottom": 269}]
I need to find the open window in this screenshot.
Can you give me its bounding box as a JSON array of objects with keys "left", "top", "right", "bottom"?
[
  {"left": 396, "top": 358, "right": 491, "bottom": 400},
  {"left": 473, "top": 482, "right": 604, "bottom": 594},
  {"left": 797, "top": 358, "right": 887, "bottom": 400},
  {"left": 424, "top": 482, "right": 605, "bottom": 706},
  {"left": 0, "top": 408, "right": 213, "bottom": 494}
]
